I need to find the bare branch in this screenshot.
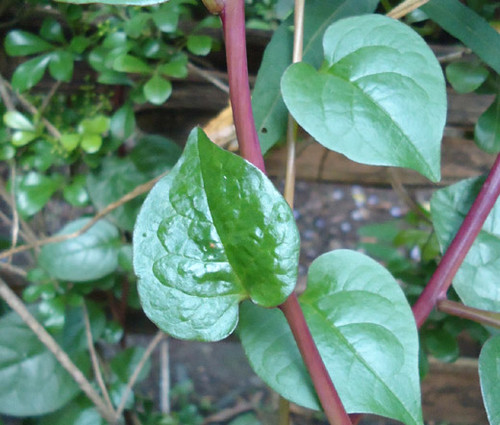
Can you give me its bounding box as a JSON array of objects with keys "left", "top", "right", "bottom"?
[
  {"left": 387, "top": 0, "right": 429, "bottom": 19},
  {"left": 187, "top": 62, "right": 229, "bottom": 93}
]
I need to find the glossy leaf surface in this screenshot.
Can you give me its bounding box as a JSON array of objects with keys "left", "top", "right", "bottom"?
[
  {"left": 445, "top": 61, "right": 489, "bottom": 94},
  {"left": 0, "top": 311, "right": 81, "bottom": 416},
  {"left": 12, "top": 54, "right": 51, "bottom": 92},
  {"left": 431, "top": 177, "right": 500, "bottom": 312},
  {"left": 479, "top": 336, "right": 500, "bottom": 425},
  {"left": 252, "top": 0, "right": 379, "bottom": 154},
  {"left": 39, "top": 218, "right": 121, "bottom": 282},
  {"left": 240, "top": 250, "right": 422, "bottom": 425},
  {"left": 475, "top": 98, "right": 500, "bottom": 154},
  {"left": 16, "top": 171, "right": 62, "bottom": 217},
  {"left": 134, "top": 128, "right": 299, "bottom": 341},
  {"left": 143, "top": 74, "right": 172, "bottom": 105},
  {"left": 282, "top": 15, "right": 445, "bottom": 182},
  {"left": 4, "top": 30, "right": 53, "bottom": 56}
]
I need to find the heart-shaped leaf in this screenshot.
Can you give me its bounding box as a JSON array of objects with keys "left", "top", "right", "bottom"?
[
  {"left": 239, "top": 250, "right": 423, "bottom": 425},
  {"left": 479, "top": 336, "right": 500, "bottom": 425},
  {"left": 431, "top": 177, "right": 500, "bottom": 313},
  {"left": 281, "top": 14, "right": 446, "bottom": 182},
  {"left": 38, "top": 218, "right": 121, "bottom": 282},
  {"left": 133, "top": 128, "right": 299, "bottom": 341}
]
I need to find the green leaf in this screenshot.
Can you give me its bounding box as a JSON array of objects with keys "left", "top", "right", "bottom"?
[
  {"left": 110, "top": 347, "right": 151, "bottom": 383},
  {"left": 70, "top": 36, "right": 91, "bottom": 54},
  {"left": 130, "top": 134, "right": 181, "bottom": 176},
  {"left": 479, "top": 336, "right": 500, "bottom": 425},
  {"left": 152, "top": 2, "right": 180, "bottom": 33},
  {"left": 11, "top": 130, "right": 38, "bottom": 147},
  {"left": 16, "top": 172, "right": 62, "bottom": 217},
  {"left": 186, "top": 35, "right": 212, "bottom": 56},
  {"left": 431, "top": 177, "right": 500, "bottom": 313},
  {"left": 78, "top": 115, "right": 110, "bottom": 134},
  {"left": 228, "top": 413, "right": 262, "bottom": 425},
  {"left": 38, "top": 218, "right": 121, "bottom": 282},
  {"left": 3, "top": 111, "right": 35, "bottom": 131},
  {"left": 110, "top": 103, "right": 135, "bottom": 141},
  {"left": 40, "top": 18, "right": 66, "bottom": 44},
  {"left": 422, "top": 328, "right": 459, "bottom": 362},
  {"left": 113, "top": 54, "right": 151, "bottom": 74},
  {"left": 60, "top": 133, "right": 81, "bottom": 151},
  {"left": 159, "top": 53, "right": 188, "bottom": 78},
  {"left": 240, "top": 250, "right": 422, "bottom": 425},
  {"left": 445, "top": 61, "right": 489, "bottom": 93},
  {"left": 0, "top": 145, "right": 15, "bottom": 160},
  {"left": 0, "top": 310, "right": 82, "bottom": 416},
  {"left": 4, "top": 30, "right": 54, "bottom": 56},
  {"left": 252, "top": 0, "right": 379, "bottom": 154},
  {"left": 143, "top": 74, "right": 172, "bottom": 105},
  {"left": 49, "top": 50, "right": 74, "bottom": 82},
  {"left": 124, "top": 12, "right": 151, "bottom": 38},
  {"left": 40, "top": 398, "right": 104, "bottom": 425},
  {"left": 80, "top": 133, "right": 102, "bottom": 153},
  {"left": 12, "top": 54, "right": 51, "bottom": 92},
  {"left": 133, "top": 128, "right": 299, "bottom": 341},
  {"left": 282, "top": 15, "right": 445, "bottom": 182},
  {"left": 56, "top": 0, "right": 169, "bottom": 4},
  {"left": 421, "top": 0, "right": 500, "bottom": 74},
  {"left": 63, "top": 176, "right": 89, "bottom": 207},
  {"left": 475, "top": 97, "right": 500, "bottom": 154},
  {"left": 87, "top": 156, "right": 149, "bottom": 231}
]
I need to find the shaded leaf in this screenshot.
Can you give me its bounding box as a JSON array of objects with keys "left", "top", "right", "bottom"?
[
  {"left": 431, "top": 177, "right": 500, "bottom": 313},
  {"left": 38, "top": 218, "right": 121, "bottom": 282},
  {"left": 282, "top": 14, "right": 445, "bottom": 182},
  {"left": 479, "top": 336, "right": 500, "bottom": 425},
  {"left": 12, "top": 54, "right": 51, "bottom": 92},
  {"left": 239, "top": 250, "right": 422, "bottom": 425},
  {"left": 475, "top": 97, "right": 500, "bottom": 154},
  {"left": 152, "top": 2, "right": 180, "bottom": 33},
  {"left": 129, "top": 134, "right": 182, "bottom": 177},
  {"left": 40, "top": 19, "right": 66, "bottom": 44},
  {"left": 49, "top": 50, "right": 74, "bottom": 82},
  {"left": 40, "top": 398, "right": 104, "bottom": 425},
  {"left": 134, "top": 128, "right": 299, "bottom": 341},
  {"left": 445, "top": 61, "right": 489, "bottom": 93},
  {"left": 110, "top": 347, "right": 151, "bottom": 383},
  {"left": 159, "top": 53, "right": 188, "bottom": 78},
  {"left": 252, "top": 0, "right": 379, "bottom": 154},
  {"left": 110, "top": 103, "right": 135, "bottom": 140},
  {"left": 63, "top": 175, "right": 89, "bottom": 207},
  {"left": 0, "top": 310, "right": 83, "bottom": 416}
]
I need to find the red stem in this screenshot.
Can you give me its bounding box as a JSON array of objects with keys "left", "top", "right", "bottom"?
[
  {"left": 220, "top": 2, "right": 350, "bottom": 424},
  {"left": 413, "top": 153, "right": 500, "bottom": 328},
  {"left": 220, "top": 0, "right": 265, "bottom": 172}
]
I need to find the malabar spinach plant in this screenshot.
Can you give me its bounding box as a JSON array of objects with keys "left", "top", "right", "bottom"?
[{"left": 0, "top": 0, "right": 499, "bottom": 424}]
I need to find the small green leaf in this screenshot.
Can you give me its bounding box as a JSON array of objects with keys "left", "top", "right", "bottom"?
[
  {"left": 445, "top": 61, "right": 489, "bottom": 93},
  {"left": 479, "top": 336, "right": 500, "bottom": 425},
  {"left": 49, "top": 50, "right": 74, "bottom": 82},
  {"left": 12, "top": 54, "right": 51, "bottom": 92},
  {"left": 422, "top": 328, "right": 459, "bottom": 362},
  {"left": 239, "top": 250, "right": 423, "bottom": 425},
  {"left": 3, "top": 111, "right": 35, "bottom": 131},
  {"left": 159, "top": 54, "right": 188, "bottom": 78},
  {"left": 186, "top": 35, "right": 212, "bottom": 56},
  {"left": 134, "top": 128, "right": 299, "bottom": 341},
  {"left": 113, "top": 54, "right": 151, "bottom": 74},
  {"left": 60, "top": 133, "right": 81, "bottom": 151},
  {"left": 40, "top": 18, "right": 66, "bottom": 43},
  {"left": 0, "top": 310, "right": 83, "bottom": 416},
  {"left": 38, "top": 218, "right": 121, "bottom": 282},
  {"left": 78, "top": 115, "right": 110, "bottom": 134},
  {"left": 475, "top": 97, "right": 500, "bottom": 154},
  {"left": 40, "top": 398, "right": 104, "bottom": 425},
  {"left": 0, "top": 145, "right": 15, "bottom": 160},
  {"left": 152, "top": 3, "right": 180, "bottom": 33},
  {"left": 124, "top": 12, "right": 151, "bottom": 38},
  {"left": 80, "top": 134, "right": 102, "bottom": 153},
  {"left": 11, "top": 130, "right": 38, "bottom": 147},
  {"left": 16, "top": 172, "right": 62, "bottom": 217},
  {"left": 281, "top": 14, "right": 445, "bottom": 182},
  {"left": 110, "top": 103, "right": 135, "bottom": 141},
  {"left": 69, "top": 36, "right": 91, "bottom": 54},
  {"left": 431, "top": 177, "right": 500, "bottom": 313},
  {"left": 4, "top": 30, "right": 54, "bottom": 56},
  {"left": 63, "top": 176, "right": 89, "bottom": 207},
  {"left": 143, "top": 75, "right": 172, "bottom": 105}
]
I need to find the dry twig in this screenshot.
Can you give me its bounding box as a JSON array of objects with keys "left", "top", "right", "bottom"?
[{"left": 387, "top": 0, "right": 429, "bottom": 19}]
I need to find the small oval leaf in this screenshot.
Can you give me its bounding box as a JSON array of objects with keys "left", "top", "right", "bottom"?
[
  {"left": 133, "top": 128, "right": 300, "bottom": 341},
  {"left": 143, "top": 75, "right": 172, "bottom": 105}
]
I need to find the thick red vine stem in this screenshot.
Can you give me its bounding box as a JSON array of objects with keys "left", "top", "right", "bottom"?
[
  {"left": 413, "top": 152, "right": 500, "bottom": 328},
  {"left": 220, "top": 1, "right": 351, "bottom": 424}
]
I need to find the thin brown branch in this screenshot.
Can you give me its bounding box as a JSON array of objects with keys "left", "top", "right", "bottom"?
[
  {"left": 160, "top": 338, "right": 170, "bottom": 414},
  {"left": 0, "top": 276, "right": 117, "bottom": 424},
  {"left": 437, "top": 299, "right": 500, "bottom": 329},
  {"left": 387, "top": 0, "right": 430, "bottom": 19},
  {"left": 0, "top": 261, "right": 27, "bottom": 278},
  {"left": 9, "top": 164, "right": 19, "bottom": 261},
  {"left": 83, "top": 302, "right": 116, "bottom": 413},
  {"left": 0, "top": 73, "right": 15, "bottom": 111},
  {"left": 0, "top": 172, "right": 166, "bottom": 260},
  {"left": 115, "top": 331, "right": 167, "bottom": 420},
  {"left": 203, "top": 392, "right": 263, "bottom": 424},
  {"left": 40, "top": 80, "right": 62, "bottom": 115}
]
